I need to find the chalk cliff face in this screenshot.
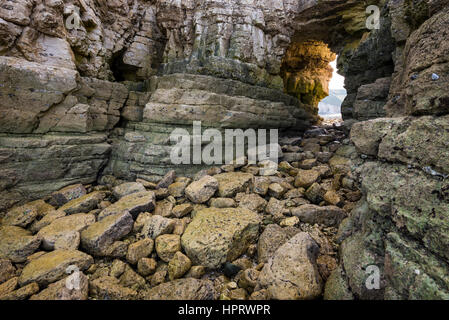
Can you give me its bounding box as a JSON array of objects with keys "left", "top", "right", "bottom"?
[{"left": 1, "top": 0, "right": 449, "bottom": 300}]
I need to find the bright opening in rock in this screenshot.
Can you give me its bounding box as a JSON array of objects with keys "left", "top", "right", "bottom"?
[{"left": 318, "top": 57, "right": 346, "bottom": 122}]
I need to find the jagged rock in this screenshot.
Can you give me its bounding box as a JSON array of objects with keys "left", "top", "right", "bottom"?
[
  {"left": 0, "top": 259, "right": 15, "bottom": 284},
  {"left": 30, "top": 210, "right": 66, "bottom": 233},
  {"left": 168, "top": 178, "right": 191, "bottom": 198},
  {"left": 137, "top": 258, "right": 157, "bottom": 277},
  {"left": 172, "top": 203, "right": 193, "bottom": 218},
  {"left": 252, "top": 177, "right": 270, "bottom": 196},
  {"left": 3, "top": 203, "right": 38, "bottom": 228},
  {"left": 185, "top": 176, "right": 219, "bottom": 204},
  {"left": 37, "top": 213, "right": 95, "bottom": 250},
  {"left": 142, "top": 278, "right": 215, "bottom": 300},
  {"left": 291, "top": 204, "right": 346, "bottom": 227},
  {"left": 181, "top": 208, "right": 261, "bottom": 269},
  {"left": 214, "top": 173, "right": 253, "bottom": 197},
  {"left": 19, "top": 250, "right": 93, "bottom": 287},
  {"left": 257, "top": 224, "right": 289, "bottom": 264},
  {"left": 238, "top": 193, "right": 267, "bottom": 213},
  {"left": 89, "top": 276, "right": 138, "bottom": 300},
  {"left": 154, "top": 198, "right": 175, "bottom": 217},
  {"left": 0, "top": 226, "right": 41, "bottom": 263},
  {"left": 294, "top": 169, "right": 321, "bottom": 188},
  {"left": 119, "top": 266, "right": 146, "bottom": 290},
  {"left": 113, "top": 182, "right": 146, "bottom": 200},
  {"left": 156, "top": 170, "right": 176, "bottom": 189},
  {"left": 141, "top": 215, "right": 175, "bottom": 239},
  {"left": 155, "top": 234, "right": 181, "bottom": 262},
  {"left": 98, "top": 191, "right": 156, "bottom": 220},
  {"left": 126, "top": 238, "right": 154, "bottom": 265},
  {"left": 0, "top": 282, "right": 39, "bottom": 301},
  {"left": 258, "top": 232, "right": 323, "bottom": 300},
  {"left": 81, "top": 212, "right": 133, "bottom": 256},
  {"left": 168, "top": 251, "right": 192, "bottom": 280},
  {"left": 268, "top": 183, "right": 286, "bottom": 199},
  {"left": 304, "top": 183, "right": 325, "bottom": 204},
  {"left": 59, "top": 192, "right": 105, "bottom": 215},
  {"left": 30, "top": 272, "right": 89, "bottom": 300},
  {"left": 50, "top": 184, "right": 87, "bottom": 207},
  {"left": 0, "top": 277, "right": 18, "bottom": 297}
]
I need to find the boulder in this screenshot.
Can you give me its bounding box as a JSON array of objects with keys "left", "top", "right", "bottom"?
[
  {"left": 37, "top": 213, "right": 96, "bottom": 250},
  {"left": 142, "top": 278, "right": 215, "bottom": 300},
  {"left": 0, "top": 226, "right": 41, "bottom": 263},
  {"left": 89, "top": 276, "right": 138, "bottom": 300},
  {"left": 0, "top": 282, "right": 39, "bottom": 300},
  {"left": 214, "top": 172, "right": 253, "bottom": 197},
  {"left": 156, "top": 170, "right": 176, "bottom": 189},
  {"left": 2, "top": 204, "right": 38, "bottom": 228},
  {"left": 59, "top": 191, "right": 105, "bottom": 215},
  {"left": 30, "top": 210, "right": 66, "bottom": 233},
  {"left": 291, "top": 204, "right": 346, "bottom": 227},
  {"left": 155, "top": 234, "right": 181, "bottom": 262},
  {"left": 126, "top": 238, "right": 154, "bottom": 265},
  {"left": 185, "top": 176, "right": 219, "bottom": 204},
  {"left": 172, "top": 203, "right": 193, "bottom": 218},
  {"left": 81, "top": 212, "right": 133, "bottom": 256},
  {"left": 141, "top": 215, "right": 175, "bottom": 239},
  {"left": 50, "top": 184, "right": 87, "bottom": 207},
  {"left": 113, "top": 182, "right": 146, "bottom": 199},
  {"left": 19, "top": 250, "right": 93, "bottom": 287},
  {"left": 0, "top": 259, "right": 15, "bottom": 284},
  {"left": 168, "top": 251, "right": 192, "bottom": 280},
  {"left": 30, "top": 272, "right": 89, "bottom": 300},
  {"left": 181, "top": 208, "right": 261, "bottom": 269},
  {"left": 238, "top": 194, "right": 267, "bottom": 213},
  {"left": 98, "top": 191, "right": 156, "bottom": 220},
  {"left": 258, "top": 232, "right": 323, "bottom": 300},
  {"left": 257, "top": 224, "right": 289, "bottom": 263}
]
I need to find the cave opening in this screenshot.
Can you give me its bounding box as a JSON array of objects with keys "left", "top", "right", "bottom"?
[
  {"left": 280, "top": 40, "right": 345, "bottom": 125},
  {"left": 318, "top": 57, "right": 346, "bottom": 121}
]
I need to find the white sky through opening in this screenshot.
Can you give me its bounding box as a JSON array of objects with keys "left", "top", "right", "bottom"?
[
  {"left": 318, "top": 56, "right": 346, "bottom": 120},
  {"left": 329, "top": 58, "right": 345, "bottom": 91}
]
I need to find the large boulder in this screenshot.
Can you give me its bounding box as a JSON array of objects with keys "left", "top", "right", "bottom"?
[
  {"left": 0, "top": 226, "right": 41, "bottom": 263},
  {"left": 214, "top": 172, "right": 253, "bottom": 197},
  {"left": 19, "top": 250, "right": 93, "bottom": 287},
  {"left": 98, "top": 191, "right": 156, "bottom": 220},
  {"left": 37, "top": 213, "right": 96, "bottom": 250},
  {"left": 59, "top": 191, "right": 105, "bottom": 215},
  {"left": 81, "top": 212, "right": 133, "bottom": 256},
  {"left": 258, "top": 232, "right": 323, "bottom": 300},
  {"left": 50, "top": 184, "right": 87, "bottom": 207},
  {"left": 185, "top": 176, "right": 219, "bottom": 204},
  {"left": 113, "top": 182, "right": 146, "bottom": 200},
  {"left": 2, "top": 203, "right": 38, "bottom": 228},
  {"left": 181, "top": 208, "right": 261, "bottom": 269},
  {"left": 142, "top": 278, "right": 215, "bottom": 300}
]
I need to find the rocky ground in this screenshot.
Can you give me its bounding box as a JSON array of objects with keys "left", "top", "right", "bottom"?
[{"left": 0, "top": 124, "right": 362, "bottom": 300}]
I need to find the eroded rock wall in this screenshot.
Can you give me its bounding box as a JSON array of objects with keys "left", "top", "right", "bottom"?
[{"left": 329, "top": 1, "right": 449, "bottom": 299}]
